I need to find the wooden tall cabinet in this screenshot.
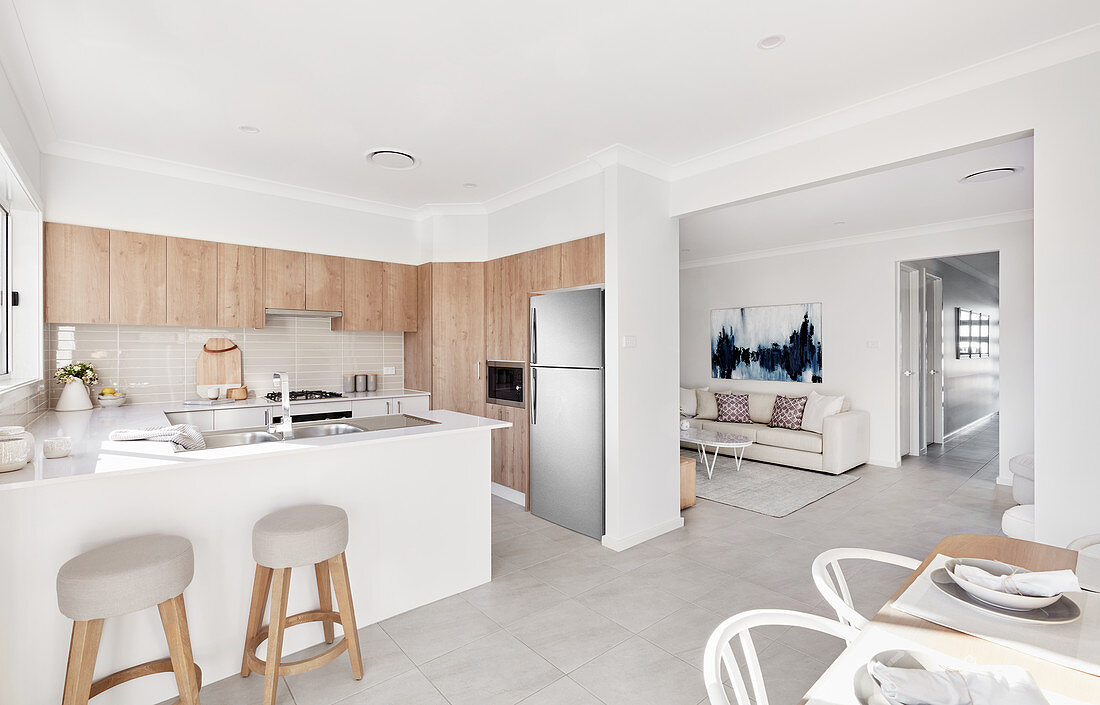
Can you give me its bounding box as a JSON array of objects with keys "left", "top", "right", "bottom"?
[
  {"left": 431, "top": 262, "right": 485, "bottom": 416},
  {"left": 166, "top": 237, "right": 218, "bottom": 327},
  {"left": 383, "top": 263, "right": 418, "bottom": 332},
  {"left": 110, "top": 230, "right": 167, "bottom": 325},
  {"left": 263, "top": 249, "right": 307, "bottom": 310},
  {"left": 218, "top": 244, "right": 265, "bottom": 328},
  {"left": 44, "top": 223, "right": 111, "bottom": 324},
  {"left": 402, "top": 264, "right": 434, "bottom": 393},
  {"left": 338, "top": 258, "right": 384, "bottom": 331}
]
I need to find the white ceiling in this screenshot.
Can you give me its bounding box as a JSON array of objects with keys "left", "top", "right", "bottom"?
[
  {"left": 679, "top": 136, "right": 1033, "bottom": 264},
  {"left": 0, "top": 2, "right": 1095, "bottom": 210}
]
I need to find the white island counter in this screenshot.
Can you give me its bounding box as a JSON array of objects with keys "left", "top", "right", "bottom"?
[{"left": 0, "top": 402, "right": 508, "bottom": 705}]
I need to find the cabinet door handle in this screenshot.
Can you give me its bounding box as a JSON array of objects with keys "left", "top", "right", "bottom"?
[
  {"left": 386, "top": 400, "right": 392, "bottom": 414},
  {"left": 397, "top": 400, "right": 402, "bottom": 413},
  {"left": 477, "top": 361, "right": 481, "bottom": 380}
]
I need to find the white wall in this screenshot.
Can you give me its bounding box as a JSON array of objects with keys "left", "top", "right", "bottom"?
[
  {"left": 680, "top": 220, "right": 1032, "bottom": 477},
  {"left": 0, "top": 60, "right": 42, "bottom": 201},
  {"left": 604, "top": 165, "right": 682, "bottom": 549},
  {"left": 419, "top": 213, "right": 489, "bottom": 262},
  {"left": 487, "top": 174, "right": 604, "bottom": 259},
  {"left": 672, "top": 52, "right": 1099, "bottom": 546},
  {"left": 43, "top": 155, "right": 423, "bottom": 263}
]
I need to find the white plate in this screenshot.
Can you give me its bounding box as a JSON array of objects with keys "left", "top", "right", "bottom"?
[
  {"left": 944, "top": 558, "right": 1060, "bottom": 611},
  {"left": 853, "top": 650, "right": 942, "bottom": 705}
]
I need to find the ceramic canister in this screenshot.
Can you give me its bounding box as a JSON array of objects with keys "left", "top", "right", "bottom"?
[
  {"left": 343, "top": 374, "right": 357, "bottom": 393},
  {"left": 0, "top": 437, "right": 29, "bottom": 472},
  {"left": 354, "top": 374, "right": 367, "bottom": 392},
  {"left": 0, "top": 426, "right": 35, "bottom": 463}
]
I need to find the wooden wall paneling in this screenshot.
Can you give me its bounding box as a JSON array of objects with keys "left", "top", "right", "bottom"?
[
  {"left": 402, "top": 264, "right": 433, "bottom": 395},
  {"left": 44, "top": 223, "right": 111, "bottom": 324},
  {"left": 383, "top": 262, "right": 418, "bottom": 332},
  {"left": 431, "top": 262, "right": 485, "bottom": 416},
  {"left": 166, "top": 237, "right": 218, "bottom": 326},
  {"left": 263, "top": 249, "right": 306, "bottom": 310},
  {"left": 109, "top": 230, "right": 167, "bottom": 325},
  {"left": 339, "top": 258, "right": 384, "bottom": 331},
  {"left": 217, "top": 244, "right": 265, "bottom": 328},
  {"left": 305, "top": 253, "right": 345, "bottom": 312},
  {"left": 560, "top": 234, "right": 605, "bottom": 288}
]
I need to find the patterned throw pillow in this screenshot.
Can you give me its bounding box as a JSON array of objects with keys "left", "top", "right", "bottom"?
[
  {"left": 769, "top": 395, "right": 809, "bottom": 430},
  {"left": 715, "top": 393, "right": 751, "bottom": 423}
]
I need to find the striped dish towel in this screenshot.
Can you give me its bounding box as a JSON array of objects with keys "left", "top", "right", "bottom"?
[{"left": 108, "top": 424, "right": 207, "bottom": 451}]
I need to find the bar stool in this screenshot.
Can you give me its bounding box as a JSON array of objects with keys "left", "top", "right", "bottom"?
[
  {"left": 56, "top": 534, "right": 202, "bottom": 705},
  {"left": 241, "top": 504, "right": 363, "bottom": 705}
]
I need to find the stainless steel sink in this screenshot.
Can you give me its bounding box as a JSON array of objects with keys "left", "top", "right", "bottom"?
[
  {"left": 201, "top": 430, "right": 283, "bottom": 449},
  {"left": 285, "top": 423, "right": 364, "bottom": 439}
]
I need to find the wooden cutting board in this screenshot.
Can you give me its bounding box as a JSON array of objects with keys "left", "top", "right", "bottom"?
[{"left": 196, "top": 337, "right": 242, "bottom": 387}]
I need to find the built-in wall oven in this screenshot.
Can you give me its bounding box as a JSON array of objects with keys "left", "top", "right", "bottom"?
[{"left": 486, "top": 360, "right": 525, "bottom": 408}]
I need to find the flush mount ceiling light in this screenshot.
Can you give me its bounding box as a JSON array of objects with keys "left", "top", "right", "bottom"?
[
  {"left": 959, "top": 167, "right": 1019, "bottom": 183},
  {"left": 237, "top": 125, "right": 261, "bottom": 134},
  {"left": 366, "top": 150, "right": 419, "bottom": 170},
  {"left": 757, "top": 34, "right": 785, "bottom": 50}
]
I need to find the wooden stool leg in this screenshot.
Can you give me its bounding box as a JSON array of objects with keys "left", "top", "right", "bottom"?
[
  {"left": 328, "top": 552, "right": 363, "bottom": 680},
  {"left": 314, "top": 561, "right": 335, "bottom": 644},
  {"left": 241, "top": 565, "right": 273, "bottom": 677},
  {"left": 61, "top": 619, "right": 103, "bottom": 705},
  {"left": 158, "top": 594, "right": 201, "bottom": 705},
  {"left": 263, "top": 568, "right": 291, "bottom": 705}
]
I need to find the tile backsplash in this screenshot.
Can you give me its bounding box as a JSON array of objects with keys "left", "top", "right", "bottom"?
[{"left": 47, "top": 316, "right": 405, "bottom": 407}]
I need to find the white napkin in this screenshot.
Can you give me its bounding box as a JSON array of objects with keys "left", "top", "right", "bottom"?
[
  {"left": 954, "top": 564, "right": 1080, "bottom": 597},
  {"left": 870, "top": 662, "right": 1049, "bottom": 705}
]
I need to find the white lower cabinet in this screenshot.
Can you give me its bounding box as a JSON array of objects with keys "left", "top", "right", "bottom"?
[
  {"left": 352, "top": 398, "right": 392, "bottom": 417},
  {"left": 394, "top": 395, "right": 430, "bottom": 415},
  {"left": 213, "top": 406, "right": 270, "bottom": 430}
]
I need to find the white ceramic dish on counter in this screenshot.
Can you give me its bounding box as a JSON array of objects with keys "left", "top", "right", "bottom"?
[
  {"left": 944, "top": 557, "right": 1061, "bottom": 611},
  {"left": 0, "top": 437, "right": 30, "bottom": 472},
  {"left": 97, "top": 394, "right": 126, "bottom": 408},
  {"left": 43, "top": 437, "right": 72, "bottom": 459}
]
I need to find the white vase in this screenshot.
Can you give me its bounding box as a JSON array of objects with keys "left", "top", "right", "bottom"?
[{"left": 56, "top": 381, "right": 93, "bottom": 411}]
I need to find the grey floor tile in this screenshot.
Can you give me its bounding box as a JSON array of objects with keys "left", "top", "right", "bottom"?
[
  {"left": 523, "top": 550, "right": 624, "bottom": 596},
  {"left": 625, "top": 553, "right": 741, "bottom": 602},
  {"left": 637, "top": 603, "right": 729, "bottom": 671},
  {"left": 462, "top": 570, "right": 570, "bottom": 626},
  {"left": 331, "top": 668, "right": 448, "bottom": 705},
  {"left": 571, "top": 636, "right": 707, "bottom": 705},
  {"left": 284, "top": 624, "right": 415, "bottom": 705},
  {"left": 749, "top": 640, "right": 832, "bottom": 705},
  {"left": 380, "top": 594, "right": 500, "bottom": 665},
  {"left": 420, "top": 630, "right": 562, "bottom": 705},
  {"left": 576, "top": 574, "right": 690, "bottom": 632},
  {"left": 518, "top": 676, "right": 606, "bottom": 704},
  {"left": 492, "top": 531, "right": 571, "bottom": 569},
  {"left": 507, "top": 598, "right": 632, "bottom": 672},
  {"left": 187, "top": 673, "right": 294, "bottom": 705}
]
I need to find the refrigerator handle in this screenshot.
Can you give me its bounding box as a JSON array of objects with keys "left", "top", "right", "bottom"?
[
  {"left": 531, "top": 308, "right": 537, "bottom": 364},
  {"left": 530, "top": 368, "right": 537, "bottom": 425}
]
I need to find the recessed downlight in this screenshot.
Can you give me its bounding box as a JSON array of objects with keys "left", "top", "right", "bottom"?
[
  {"left": 833, "top": 220, "right": 846, "bottom": 226},
  {"left": 463, "top": 182, "right": 478, "bottom": 189},
  {"left": 959, "top": 167, "right": 1019, "bottom": 183},
  {"left": 238, "top": 125, "right": 261, "bottom": 134},
  {"left": 366, "top": 150, "right": 419, "bottom": 170},
  {"left": 757, "top": 34, "right": 785, "bottom": 50}
]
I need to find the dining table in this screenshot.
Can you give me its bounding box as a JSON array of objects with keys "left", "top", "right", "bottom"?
[{"left": 799, "top": 534, "right": 1100, "bottom": 704}]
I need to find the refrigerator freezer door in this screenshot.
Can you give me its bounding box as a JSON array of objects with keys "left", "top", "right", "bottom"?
[
  {"left": 530, "top": 289, "right": 603, "bottom": 368},
  {"left": 529, "top": 366, "right": 605, "bottom": 538}
]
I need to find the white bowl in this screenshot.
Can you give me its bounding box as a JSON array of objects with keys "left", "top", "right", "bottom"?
[
  {"left": 944, "top": 557, "right": 1060, "bottom": 611},
  {"left": 97, "top": 395, "right": 126, "bottom": 408}
]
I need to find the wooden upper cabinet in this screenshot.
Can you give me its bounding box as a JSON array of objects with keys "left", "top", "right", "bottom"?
[
  {"left": 218, "top": 243, "right": 265, "bottom": 328},
  {"left": 306, "top": 253, "right": 344, "bottom": 311},
  {"left": 263, "top": 248, "right": 306, "bottom": 310},
  {"left": 109, "top": 230, "right": 166, "bottom": 325},
  {"left": 166, "top": 237, "right": 218, "bottom": 327},
  {"left": 527, "top": 243, "right": 563, "bottom": 292},
  {"left": 44, "top": 223, "right": 110, "bottom": 324},
  {"left": 383, "top": 262, "right": 418, "bottom": 332},
  {"left": 339, "top": 258, "right": 384, "bottom": 330},
  {"left": 561, "top": 234, "right": 605, "bottom": 288}
]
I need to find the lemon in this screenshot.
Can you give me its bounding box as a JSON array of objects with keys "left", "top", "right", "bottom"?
[{"left": 101, "top": 388, "right": 117, "bottom": 396}]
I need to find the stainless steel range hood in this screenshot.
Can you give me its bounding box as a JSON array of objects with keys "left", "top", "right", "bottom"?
[{"left": 264, "top": 308, "right": 343, "bottom": 319}]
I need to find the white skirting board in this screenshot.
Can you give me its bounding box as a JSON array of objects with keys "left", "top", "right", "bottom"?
[
  {"left": 491, "top": 481, "right": 526, "bottom": 506},
  {"left": 602, "top": 516, "right": 684, "bottom": 552}
]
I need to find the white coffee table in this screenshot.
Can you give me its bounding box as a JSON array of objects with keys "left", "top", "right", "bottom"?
[{"left": 680, "top": 427, "right": 753, "bottom": 479}]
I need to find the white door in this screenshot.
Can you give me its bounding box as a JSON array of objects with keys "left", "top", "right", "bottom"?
[
  {"left": 927, "top": 275, "right": 945, "bottom": 445},
  {"left": 898, "top": 265, "right": 921, "bottom": 457}
]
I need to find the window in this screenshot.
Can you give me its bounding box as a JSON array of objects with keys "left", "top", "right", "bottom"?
[
  {"left": 0, "top": 204, "right": 7, "bottom": 377},
  {"left": 955, "top": 307, "right": 990, "bottom": 359}
]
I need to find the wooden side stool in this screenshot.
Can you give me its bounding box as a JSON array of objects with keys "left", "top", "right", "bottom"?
[
  {"left": 55, "top": 534, "right": 202, "bottom": 705},
  {"left": 241, "top": 504, "right": 363, "bottom": 705}
]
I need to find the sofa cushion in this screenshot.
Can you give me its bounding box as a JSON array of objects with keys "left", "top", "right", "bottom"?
[
  {"left": 801, "top": 390, "right": 845, "bottom": 433},
  {"left": 695, "top": 389, "right": 718, "bottom": 420},
  {"left": 716, "top": 393, "right": 751, "bottom": 423},
  {"left": 700, "top": 421, "right": 758, "bottom": 442},
  {"left": 747, "top": 393, "right": 776, "bottom": 424},
  {"left": 680, "top": 387, "right": 704, "bottom": 416},
  {"left": 769, "top": 395, "right": 808, "bottom": 430},
  {"left": 756, "top": 426, "right": 823, "bottom": 453}
]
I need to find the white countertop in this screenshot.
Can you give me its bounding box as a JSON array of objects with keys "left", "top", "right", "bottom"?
[
  {"left": 164, "top": 388, "right": 430, "bottom": 412},
  {"left": 0, "top": 399, "right": 506, "bottom": 491}
]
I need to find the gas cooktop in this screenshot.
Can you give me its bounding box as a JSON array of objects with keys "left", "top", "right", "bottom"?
[{"left": 265, "top": 390, "right": 344, "bottom": 402}]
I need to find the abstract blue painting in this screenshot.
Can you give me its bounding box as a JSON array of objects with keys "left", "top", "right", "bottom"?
[{"left": 711, "top": 303, "right": 822, "bottom": 382}]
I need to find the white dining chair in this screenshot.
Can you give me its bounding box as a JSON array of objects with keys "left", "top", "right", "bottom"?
[
  {"left": 812, "top": 547, "right": 921, "bottom": 639},
  {"left": 704, "top": 608, "right": 859, "bottom": 705},
  {"left": 1068, "top": 534, "right": 1100, "bottom": 551}
]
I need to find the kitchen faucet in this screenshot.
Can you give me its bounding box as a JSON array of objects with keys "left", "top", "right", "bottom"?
[{"left": 271, "top": 372, "right": 293, "bottom": 436}]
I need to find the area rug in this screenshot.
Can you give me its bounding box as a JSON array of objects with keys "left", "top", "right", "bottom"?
[{"left": 681, "top": 449, "right": 859, "bottom": 517}]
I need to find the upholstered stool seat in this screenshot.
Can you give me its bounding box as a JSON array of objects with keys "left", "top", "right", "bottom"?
[
  {"left": 56, "top": 535, "right": 201, "bottom": 705},
  {"left": 252, "top": 504, "right": 349, "bottom": 568},
  {"left": 1009, "top": 453, "right": 1035, "bottom": 505},
  {"left": 1002, "top": 503, "right": 1036, "bottom": 541},
  {"left": 242, "top": 505, "right": 362, "bottom": 705}
]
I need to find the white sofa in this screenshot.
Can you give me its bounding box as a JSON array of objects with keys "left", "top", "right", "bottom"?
[{"left": 682, "top": 390, "right": 869, "bottom": 475}]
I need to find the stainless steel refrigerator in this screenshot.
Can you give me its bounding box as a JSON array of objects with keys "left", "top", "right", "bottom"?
[{"left": 529, "top": 288, "right": 605, "bottom": 538}]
